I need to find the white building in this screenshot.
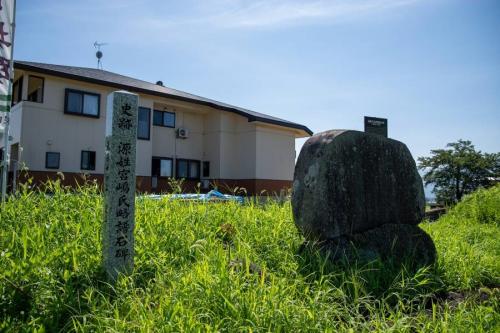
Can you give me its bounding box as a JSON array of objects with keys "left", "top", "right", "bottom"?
[{"left": 0, "top": 61, "right": 312, "bottom": 194}]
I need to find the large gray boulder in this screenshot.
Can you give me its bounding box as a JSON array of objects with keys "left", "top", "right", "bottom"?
[
  {"left": 292, "top": 130, "right": 425, "bottom": 241},
  {"left": 302, "top": 224, "right": 436, "bottom": 266}
]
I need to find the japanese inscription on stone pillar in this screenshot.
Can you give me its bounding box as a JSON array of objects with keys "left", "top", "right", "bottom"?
[{"left": 103, "top": 90, "right": 138, "bottom": 281}]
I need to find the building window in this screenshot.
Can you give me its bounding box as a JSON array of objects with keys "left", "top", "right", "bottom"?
[
  {"left": 176, "top": 159, "right": 188, "bottom": 178},
  {"left": 153, "top": 110, "right": 162, "bottom": 125},
  {"left": 153, "top": 110, "right": 175, "bottom": 128},
  {"left": 203, "top": 161, "right": 210, "bottom": 178},
  {"left": 27, "top": 76, "right": 44, "bottom": 103},
  {"left": 176, "top": 159, "right": 200, "bottom": 180},
  {"left": 45, "top": 152, "right": 60, "bottom": 169},
  {"left": 11, "top": 76, "right": 23, "bottom": 106},
  {"left": 64, "top": 89, "right": 100, "bottom": 118},
  {"left": 81, "top": 151, "right": 96, "bottom": 171},
  {"left": 152, "top": 157, "right": 173, "bottom": 178},
  {"left": 138, "top": 107, "right": 151, "bottom": 140}
]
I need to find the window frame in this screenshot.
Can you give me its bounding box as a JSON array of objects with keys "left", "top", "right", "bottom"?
[
  {"left": 45, "top": 152, "right": 60, "bottom": 169},
  {"left": 11, "top": 75, "right": 23, "bottom": 106},
  {"left": 64, "top": 88, "right": 101, "bottom": 118},
  {"left": 176, "top": 158, "right": 201, "bottom": 180},
  {"left": 27, "top": 75, "right": 44, "bottom": 103},
  {"left": 152, "top": 110, "right": 176, "bottom": 128},
  {"left": 137, "top": 107, "right": 151, "bottom": 140},
  {"left": 151, "top": 156, "right": 173, "bottom": 178},
  {"left": 80, "top": 150, "right": 96, "bottom": 171}
]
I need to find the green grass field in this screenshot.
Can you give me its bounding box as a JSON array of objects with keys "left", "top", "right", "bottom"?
[{"left": 1, "top": 182, "right": 499, "bottom": 332}]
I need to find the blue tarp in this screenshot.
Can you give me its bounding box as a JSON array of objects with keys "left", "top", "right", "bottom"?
[{"left": 141, "top": 190, "right": 244, "bottom": 204}]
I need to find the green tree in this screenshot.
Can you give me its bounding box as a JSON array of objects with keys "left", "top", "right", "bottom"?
[{"left": 418, "top": 140, "right": 499, "bottom": 204}]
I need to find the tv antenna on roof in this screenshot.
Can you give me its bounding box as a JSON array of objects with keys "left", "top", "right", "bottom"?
[{"left": 94, "top": 41, "right": 108, "bottom": 69}]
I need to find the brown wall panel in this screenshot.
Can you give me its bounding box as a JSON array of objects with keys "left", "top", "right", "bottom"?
[{"left": 16, "top": 171, "right": 292, "bottom": 196}]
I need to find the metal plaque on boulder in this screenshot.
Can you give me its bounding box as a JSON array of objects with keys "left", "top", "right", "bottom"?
[{"left": 364, "top": 116, "right": 388, "bottom": 138}]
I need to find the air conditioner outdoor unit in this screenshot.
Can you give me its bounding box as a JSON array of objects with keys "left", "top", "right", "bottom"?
[{"left": 177, "top": 128, "right": 189, "bottom": 139}]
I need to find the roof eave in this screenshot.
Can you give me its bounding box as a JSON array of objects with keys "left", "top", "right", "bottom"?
[
  {"left": 249, "top": 117, "right": 312, "bottom": 137},
  {"left": 14, "top": 61, "right": 313, "bottom": 136}
]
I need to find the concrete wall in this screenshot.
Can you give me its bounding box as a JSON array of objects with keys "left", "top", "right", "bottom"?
[
  {"left": 218, "top": 113, "right": 258, "bottom": 179},
  {"left": 10, "top": 69, "right": 303, "bottom": 185},
  {"left": 202, "top": 111, "right": 221, "bottom": 179},
  {"left": 256, "top": 125, "right": 296, "bottom": 181},
  {"left": 219, "top": 113, "right": 252, "bottom": 179}
]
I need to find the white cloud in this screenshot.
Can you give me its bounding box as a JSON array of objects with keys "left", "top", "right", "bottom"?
[
  {"left": 19, "top": 0, "right": 425, "bottom": 48},
  {"left": 195, "top": 0, "right": 423, "bottom": 28},
  {"left": 118, "top": 0, "right": 425, "bottom": 45}
]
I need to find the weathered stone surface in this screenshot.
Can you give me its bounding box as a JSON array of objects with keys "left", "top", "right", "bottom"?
[
  {"left": 292, "top": 130, "right": 425, "bottom": 241},
  {"left": 336, "top": 224, "right": 433, "bottom": 264},
  {"left": 300, "top": 224, "right": 436, "bottom": 267},
  {"left": 103, "top": 91, "right": 138, "bottom": 281}
]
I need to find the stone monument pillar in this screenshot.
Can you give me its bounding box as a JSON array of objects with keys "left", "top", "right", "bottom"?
[{"left": 102, "top": 91, "right": 138, "bottom": 281}]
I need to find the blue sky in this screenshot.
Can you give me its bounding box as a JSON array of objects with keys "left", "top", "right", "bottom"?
[{"left": 15, "top": 0, "right": 500, "bottom": 160}]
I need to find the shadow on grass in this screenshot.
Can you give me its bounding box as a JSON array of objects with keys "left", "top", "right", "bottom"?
[
  {"left": 42, "top": 267, "right": 115, "bottom": 332},
  {"left": 0, "top": 266, "right": 120, "bottom": 332},
  {"left": 44, "top": 262, "right": 170, "bottom": 331},
  {"left": 295, "top": 225, "right": 441, "bottom": 304},
  {"left": 1, "top": 256, "right": 186, "bottom": 331}
]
